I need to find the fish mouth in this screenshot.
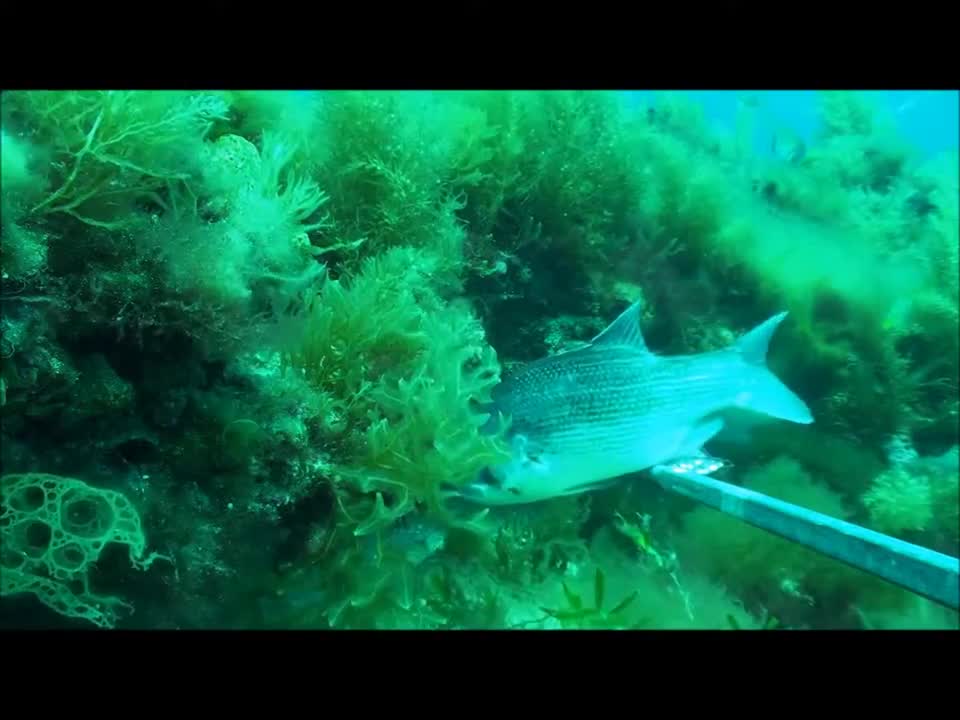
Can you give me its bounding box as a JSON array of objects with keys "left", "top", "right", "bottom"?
[
  {"left": 441, "top": 462, "right": 507, "bottom": 498},
  {"left": 440, "top": 481, "right": 487, "bottom": 501},
  {"left": 440, "top": 479, "right": 525, "bottom": 506}
]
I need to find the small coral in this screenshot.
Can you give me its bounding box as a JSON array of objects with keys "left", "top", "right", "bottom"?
[
  {"left": 862, "top": 467, "right": 933, "bottom": 534},
  {"left": 862, "top": 441, "right": 958, "bottom": 545}
]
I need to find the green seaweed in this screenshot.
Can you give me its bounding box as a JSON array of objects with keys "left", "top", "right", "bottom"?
[{"left": 540, "top": 568, "right": 649, "bottom": 630}]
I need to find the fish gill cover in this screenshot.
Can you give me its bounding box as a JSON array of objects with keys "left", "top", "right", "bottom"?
[{"left": 0, "top": 89, "right": 957, "bottom": 630}]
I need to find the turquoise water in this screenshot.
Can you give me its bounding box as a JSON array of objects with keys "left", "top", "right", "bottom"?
[{"left": 624, "top": 89, "right": 959, "bottom": 159}]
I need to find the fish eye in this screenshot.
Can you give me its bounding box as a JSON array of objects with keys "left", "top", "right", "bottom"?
[{"left": 478, "top": 466, "right": 504, "bottom": 487}]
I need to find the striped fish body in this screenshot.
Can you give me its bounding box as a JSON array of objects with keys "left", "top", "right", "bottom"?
[{"left": 456, "top": 301, "right": 813, "bottom": 506}]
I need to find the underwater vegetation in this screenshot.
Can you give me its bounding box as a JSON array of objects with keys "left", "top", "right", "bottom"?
[{"left": 0, "top": 89, "right": 957, "bottom": 630}]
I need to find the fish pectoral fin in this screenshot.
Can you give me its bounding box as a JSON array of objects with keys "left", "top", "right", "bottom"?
[{"left": 678, "top": 417, "right": 725, "bottom": 457}]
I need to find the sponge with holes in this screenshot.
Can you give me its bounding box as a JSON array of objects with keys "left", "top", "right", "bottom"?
[{"left": 1, "top": 472, "right": 169, "bottom": 628}]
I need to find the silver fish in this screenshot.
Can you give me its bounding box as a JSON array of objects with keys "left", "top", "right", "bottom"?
[{"left": 447, "top": 300, "right": 813, "bottom": 506}]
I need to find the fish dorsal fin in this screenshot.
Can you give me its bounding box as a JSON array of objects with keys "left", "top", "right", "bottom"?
[
  {"left": 733, "top": 311, "right": 789, "bottom": 365},
  {"left": 590, "top": 300, "right": 650, "bottom": 353}
]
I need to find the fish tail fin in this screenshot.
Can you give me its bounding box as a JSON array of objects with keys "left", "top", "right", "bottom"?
[{"left": 730, "top": 311, "right": 814, "bottom": 425}]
